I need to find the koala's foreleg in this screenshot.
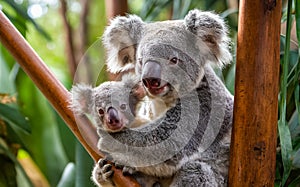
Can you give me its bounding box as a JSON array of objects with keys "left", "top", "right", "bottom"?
[{"left": 170, "top": 161, "right": 221, "bottom": 187}]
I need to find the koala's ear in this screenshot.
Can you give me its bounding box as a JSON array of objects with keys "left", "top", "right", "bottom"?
[
  {"left": 184, "top": 9, "right": 232, "bottom": 67},
  {"left": 121, "top": 73, "right": 140, "bottom": 88},
  {"left": 103, "top": 15, "right": 144, "bottom": 73},
  {"left": 70, "top": 84, "right": 94, "bottom": 115}
]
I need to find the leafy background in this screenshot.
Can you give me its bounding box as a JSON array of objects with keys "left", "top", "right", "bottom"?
[{"left": 0, "top": 0, "right": 299, "bottom": 186}]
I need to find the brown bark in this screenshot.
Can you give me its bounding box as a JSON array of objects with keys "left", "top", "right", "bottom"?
[
  {"left": 79, "top": 0, "right": 89, "bottom": 55},
  {"left": 59, "top": 0, "right": 77, "bottom": 78},
  {"left": 105, "top": 0, "right": 129, "bottom": 81},
  {"left": 228, "top": 0, "right": 281, "bottom": 186},
  {"left": 0, "top": 10, "right": 139, "bottom": 187},
  {"left": 105, "top": 0, "right": 128, "bottom": 20}
]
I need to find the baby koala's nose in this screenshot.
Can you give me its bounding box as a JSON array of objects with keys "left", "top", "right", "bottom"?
[{"left": 107, "top": 107, "right": 120, "bottom": 125}]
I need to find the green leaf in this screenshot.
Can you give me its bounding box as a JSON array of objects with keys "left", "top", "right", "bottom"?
[
  {"left": 145, "top": 0, "right": 172, "bottom": 21},
  {"left": 278, "top": 121, "right": 293, "bottom": 183},
  {"left": 289, "top": 110, "right": 300, "bottom": 140},
  {"left": 288, "top": 175, "right": 300, "bottom": 187},
  {"left": 57, "top": 163, "right": 76, "bottom": 187},
  {"left": 55, "top": 111, "right": 76, "bottom": 162},
  {"left": 0, "top": 54, "right": 15, "bottom": 94},
  {"left": 2, "top": 0, "right": 51, "bottom": 40},
  {"left": 75, "top": 142, "right": 94, "bottom": 187},
  {"left": 179, "top": 0, "right": 192, "bottom": 18},
  {"left": 0, "top": 103, "right": 31, "bottom": 134},
  {"left": 295, "top": 0, "right": 300, "bottom": 43},
  {"left": 0, "top": 143, "right": 34, "bottom": 187},
  {"left": 295, "top": 85, "right": 300, "bottom": 127},
  {"left": 292, "top": 148, "right": 300, "bottom": 168},
  {"left": 221, "top": 8, "right": 239, "bottom": 18},
  {"left": 2, "top": 9, "right": 28, "bottom": 37},
  {"left": 15, "top": 71, "right": 68, "bottom": 186},
  {"left": 224, "top": 63, "right": 236, "bottom": 94},
  {"left": 278, "top": 0, "right": 294, "bottom": 185},
  {"left": 0, "top": 153, "right": 17, "bottom": 187}
]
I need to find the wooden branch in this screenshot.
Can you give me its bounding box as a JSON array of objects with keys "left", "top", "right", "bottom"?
[
  {"left": 228, "top": 0, "right": 281, "bottom": 186},
  {"left": 0, "top": 10, "right": 140, "bottom": 187}
]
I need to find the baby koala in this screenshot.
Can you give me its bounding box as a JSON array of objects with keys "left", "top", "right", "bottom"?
[
  {"left": 70, "top": 74, "right": 160, "bottom": 186},
  {"left": 70, "top": 74, "right": 147, "bottom": 133}
]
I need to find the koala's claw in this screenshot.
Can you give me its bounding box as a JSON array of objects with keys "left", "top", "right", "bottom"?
[
  {"left": 98, "top": 158, "right": 108, "bottom": 167},
  {"left": 122, "top": 166, "right": 137, "bottom": 176},
  {"left": 94, "top": 158, "right": 114, "bottom": 183},
  {"left": 112, "top": 162, "right": 136, "bottom": 176},
  {"left": 114, "top": 162, "right": 124, "bottom": 169}
]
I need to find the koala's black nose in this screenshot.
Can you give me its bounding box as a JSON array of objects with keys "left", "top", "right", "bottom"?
[
  {"left": 142, "top": 61, "right": 161, "bottom": 89},
  {"left": 107, "top": 107, "right": 120, "bottom": 125}
]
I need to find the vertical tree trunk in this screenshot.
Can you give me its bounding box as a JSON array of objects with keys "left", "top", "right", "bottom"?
[
  {"left": 59, "top": 0, "right": 77, "bottom": 78},
  {"left": 105, "top": 0, "right": 128, "bottom": 20},
  {"left": 228, "top": 1, "right": 281, "bottom": 186},
  {"left": 104, "top": 0, "right": 128, "bottom": 81}
]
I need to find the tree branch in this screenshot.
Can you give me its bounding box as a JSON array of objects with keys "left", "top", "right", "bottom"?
[{"left": 0, "top": 10, "right": 140, "bottom": 187}]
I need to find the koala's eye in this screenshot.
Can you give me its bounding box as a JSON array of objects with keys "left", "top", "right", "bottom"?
[
  {"left": 123, "top": 55, "right": 129, "bottom": 64},
  {"left": 98, "top": 108, "right": 105, "bottom": 116},
  {"left": 170, "top": 57, "right": 179, "bottom": 64},
  {"left": 120, "top": 104, "right": 127, "bottom": 111}
]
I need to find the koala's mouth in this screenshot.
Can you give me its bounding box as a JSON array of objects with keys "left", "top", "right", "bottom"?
[
  {"left": 105, "top": 122, "right": 124, "bottom": 132},
  {"left": 147, "top": 83, "right": 170, "bottom": 96}
]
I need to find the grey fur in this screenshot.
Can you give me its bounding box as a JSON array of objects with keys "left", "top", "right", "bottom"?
[
  {"left": 86, "top": 9, "right": 233, "bottom": 187},
  {"left": 70, "top": 74, "right": 145, "bottom": 131},
  {"left": 71, "top": 74, "right": 161, "bottom": 186},
  {"left": 98, "top": 67, "right": 233, "bottom": 186}
]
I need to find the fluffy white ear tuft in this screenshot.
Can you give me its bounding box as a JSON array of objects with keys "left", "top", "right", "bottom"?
[
  {"left": 121, "top": 73, "right": 140, "bottom": 88},
  {"left": 184, "top": 9, "right": 232, "bottom": 67},
  {"left": 70, "top": 84, "right": 94, "bottom": 115},
  {"left": 103, "top": 15, "right": 144, "bottom": 73}
]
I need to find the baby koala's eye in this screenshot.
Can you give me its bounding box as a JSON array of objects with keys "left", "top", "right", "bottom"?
[
  {"left": 98, "top": 108, "right": 105, "bottom": 116},
  {"left": 120, "top": 104, "right": 127, "bottom": 111},
  {"left": 169, "top": 57, "right": 179, "bottom": 64}
]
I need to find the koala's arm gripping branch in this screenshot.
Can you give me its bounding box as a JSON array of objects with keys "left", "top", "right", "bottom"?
[{"left": 0, "top": 11, "right": 140, "bottom": 187}]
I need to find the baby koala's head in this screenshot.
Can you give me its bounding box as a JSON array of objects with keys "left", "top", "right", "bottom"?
[{"left": 70, "top": 74, "right": 145, "bottom": 132}]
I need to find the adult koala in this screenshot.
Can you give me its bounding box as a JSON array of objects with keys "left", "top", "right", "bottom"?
[{"left": 96, "top": 9, "right": 233, "bottom": 187}]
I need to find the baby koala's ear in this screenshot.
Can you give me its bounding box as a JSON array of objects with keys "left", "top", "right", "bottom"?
[
  {"left": 70, "top": 84, "right": 94, "bottom": 115},
  {"left": 184, "top": 9, "right": 232, "bottom": 67},
  {"left": 103, "top": 15, "right": 144, "bottom": 73}
]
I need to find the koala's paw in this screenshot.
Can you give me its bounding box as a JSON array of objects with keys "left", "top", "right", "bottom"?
[
  {"left": 122, "top": 166, "right": 137, "bottom": 176},
  {"left": 92, "top": 159, "right": 114, "bottom": 186},
  {"left": 113, "top": 162, "right": 137, "bottom": 176}
]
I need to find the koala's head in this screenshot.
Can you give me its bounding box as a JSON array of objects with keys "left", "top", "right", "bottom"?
[
  {"left": 103, "top": 9, "right": 231, "bottom": 103},
  {"left": 70, "top": 75, "right": 145, "bottom": 132}
]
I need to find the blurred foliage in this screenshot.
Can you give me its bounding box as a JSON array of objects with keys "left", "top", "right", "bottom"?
[
  {"left": 275, "top": 0, "right": 300, "bottom": 186},
  {"left": 0, "top": 0, "right": 298, "bottom": 186}
]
